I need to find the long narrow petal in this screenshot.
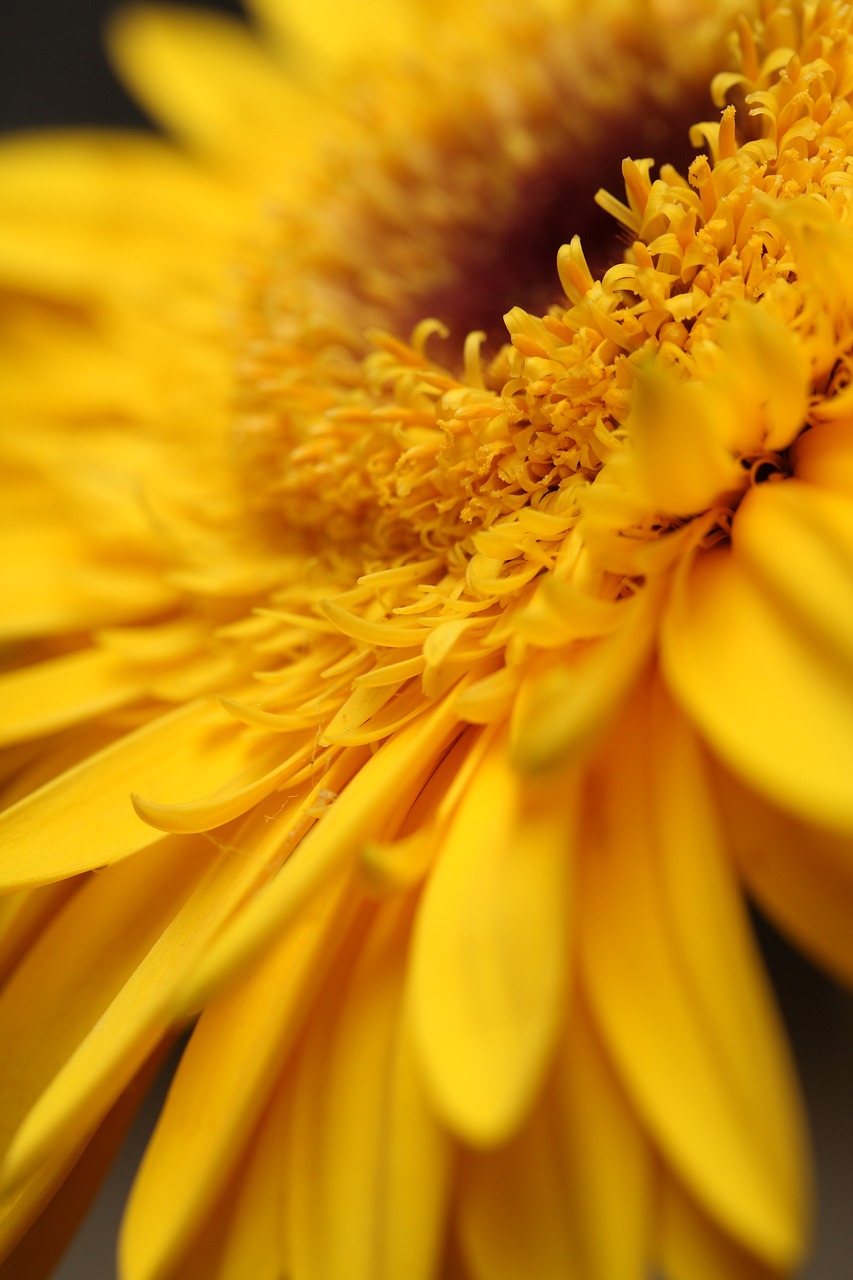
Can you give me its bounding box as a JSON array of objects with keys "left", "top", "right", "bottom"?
[
  {"left": 131, "top": 738, "right": 316, "bottom": 834},
  {"left": 648, "top": 682, "right": 809, "bottom": 1217},
  {"left": 288, "top": 896, "right": 452, "bottom": 1280},
  {"left": 0, "top": 800, "right": 306, "bottom": 1198},
  {"left": 0, "top": 132, "right": 240, "bottom": 299},
  {"left": 0, "top": 649, "right": 144, "bottom": 749},
  {"left": 792, "top": 418, "right": 853, "bottom": 496},
  {"left": 0, "top": 699, "right": 282, "bottom": 890},
  {"left": 550, "top": 998, "right": 654, "bottom": 1280},
  {"left": 734, "top": 481, "right": 853, "bottom": 674},
  {"left": 579, "top": 685, "right": 808, "bottom": 1270},
  {"left": 457, "top": 1097, "right": 577, "bottom": 1280},
  {"left": 0, "top": 841, "right": 209, "bottom": 1194},
  {"left": 0, "top": 1047, "right": 168, "bottom": 1274},
  {"left": 215, "top": 1069, "right": 294, "bottom": 1280},
  {"left": 120, "top": 871, "right": 358, "bottom": 1280},
  {"left": 179, "top": 695, "right": 462, "bottom": 1009},
  {"left": 510, "top": 589, "right": 656, "bottom": 773},
  {"left": 0, "top": 522, "right": 175, "bottom": 641},
  {"left": 410, "top": 740, "right": 575, "bottom": 1145},
  {"left": 458, "top": 997, "right": 653, "bottom": 1280},
  {"left": 0, "top": 882, "right": 79, "bottom": 988}
]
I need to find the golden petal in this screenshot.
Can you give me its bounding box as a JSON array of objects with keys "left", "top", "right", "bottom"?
[
  {"left": 120, "top": 871, "right": 357, "bottom": 1280},
  {"left": 661, "top": 538, "right": 853, "bottom": 832},
  {"left": 410, "top": 742, "right": 575, "bottom": 1145},
  {"left": 579, "top": 684, "right": 809, "bottom": 1269},
  {"left": 286, "top": 897, "right": 451, "bottom": 1280},
  {"left": 108, "top": 5, "right": 312, "bottom": 172}
]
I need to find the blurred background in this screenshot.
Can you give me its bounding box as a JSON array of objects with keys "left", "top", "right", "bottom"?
[
  {"left": 0, "top": 0, "right": 240, "bottom": 132},
  {"left": 0, "top": 2, "right": 851, "bottom": 1277}
]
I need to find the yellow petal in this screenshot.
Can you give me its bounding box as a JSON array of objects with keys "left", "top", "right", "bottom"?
[
  {"left": 131, "top": 737, "right": 314, "bottom": 834},
  {"left": 715, "top": 762, "right": 853, "bottom": 988},
  {"left": 648, "top": 684, "right": 809, "bottom": 1230},
  {"left": 661, "top": 535, "right": 853, "bottom": 831},
  {"left": 248, "top": 0, "right": 425, "bottom": 67},
  {"left": 1, "top": 802, "right": 298, "bottom": 1199},
  {"left": 714, "top": 302, "right": 810, "bottom": 453},
  {"left": 409, "top": 742, "right": 574, "bottom": 1145},
  {"left": 0, "top": 522, "right": 175, "bottom": 641},
  {"left": 0, "top": 882, "right": 79, "bottom": 988},
  {"left": 511, "top": 589, "right": 656, "bottom": 774},
  {"left": 0, "top": 649, "right": 144, "bottom": 750},
  {"left": 458, "top": 1098, "right": 577, "bottom": 1280},
  {"left": 215, "top": 1070, "right": 294, "bottom": 1280},
  {"left": 0, "top": 840, "right": 210, "bottom": 1187},
  {"left": 659, "top": 1174, "right": 779, "bottom": 1280},
  {"left": 579, "top": 687, "right": 808, "bottom": 1270},
  {"left": 549, "top": 999, "right": 654, "bottom": 1280},
  {"left": 621, "top": 365, "right": 744, "bottom": 516},
  {"left": 458, "top": 998, "right": 653, "bottom": 1280},
  {"left": 108, "top": 6, "right": 310, "bottom": 172},
  {"left": 179, "top": 694, "right": 461, "bottom": 1010},
  {"left": 288, "top": 897, "right": 451, "bottom": 1280},
  {"left": 0, "top": 1046, "right": 168, "bottom": 1275},
  {"left": 320, "top": 599, "right": 432, "bottom": 649},
  {"left": 0, "top": 131, "right": 238, "bottom": 240},
  {"left": 120, "top": 870, "right": 357, "bottom": 1280},
  {"left": 0, "top": 699, "right": 281, "bottom": 890},
  {"left": 792, "top": 419, "right": 853, "bottom": 498},
  {"left": 735, "top": 480, "right": 853, "bottom": 674},
  {"left": 0, "top": 132, "right": 239, "bottom": 298}
]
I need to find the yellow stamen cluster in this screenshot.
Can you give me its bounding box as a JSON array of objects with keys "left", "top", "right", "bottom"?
[
  {"left": 225, "top": 0, "right": 853, "bottom": 765},
  {"left": 232, "top": 0, "right": 738, "bottom": 552}
]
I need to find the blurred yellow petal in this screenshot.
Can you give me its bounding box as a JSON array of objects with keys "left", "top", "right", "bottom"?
[
  {"left": 0, "top": 132, "right": 240, "bottom": 298},
  {"left": 620, "top": 366, "right": 744, "bottom": 516},
  {"left": 1, "top": 804, "right": 301, "bottom": 1201},
  {"left": 0, "top": 882, "right": 79, "bottom": 988},
  {"left": 510, "top": 589, "right": 657, "bottom": 773},
  {"left": 659, "top": 1175, "right": 779, "bottom": 1280},
  {"left": 120, "top": 871, "right": 357, "bottom": 1280},
  {"left": 735, "top": 481, "right": 853, "bottom": 674},
  {"left": 458, "top": 998, "right": 653, "bottom": 1280},
  {"left": 0, "top": 841, "right": 209, "bottom": 1191},
  {"left": 549, "top": 999, "right": 653, "bottom": 1280},
  {"left": 215, "top": 1071, "right": 293, "bottom": 1280},
  {"left": 108, "top": 5, "right": 311, "bottom": 170},
  {"left": 288, "top": 897, "right": 451, "bottom": 1280},
  {"left": 661, "top": 539, "right": 853, "bottom": 832},
  {"left": 180, "top": 696, "right": 460, "bottom": 1010},
  {"left": 579, "top": 685, "right": 808, "bottom": 1269},
  {"left": 0, "top": 522, "right": 176, "bottom": 641},
  {"left": 0, "top": 700, "right": 283, "bottom": 889},
  {"left": 410, "top": 742, "right": 574, "bottom": 1145},
  {"left": 792, "top": 419, "right": 853, "bottom": 497},
  {"left": 0, "top": 649, "right": 144, "bottom": 749},
  {"left": 0, "top": 1047, "right": 168, "bottom": 1278},
  {"left": 715, "top": 763, "right": 853, "bottom": 989},
  {"left": 248, "top": 0, "right": 426, "bottom": 65}
]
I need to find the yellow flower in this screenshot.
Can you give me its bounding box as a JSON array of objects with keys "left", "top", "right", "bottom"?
[{"left": 0, "top": 0, "right": 851, "bottom": 1277}]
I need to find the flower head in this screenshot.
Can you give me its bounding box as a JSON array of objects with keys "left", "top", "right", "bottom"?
[{"left": 1, "top": 1, "right": 852, "bottom": 1277}]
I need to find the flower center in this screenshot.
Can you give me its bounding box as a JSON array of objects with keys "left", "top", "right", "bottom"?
[{"left": 232, "top": 0, "right": 729, "bottom": 554}]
